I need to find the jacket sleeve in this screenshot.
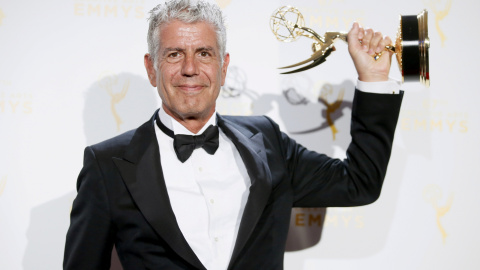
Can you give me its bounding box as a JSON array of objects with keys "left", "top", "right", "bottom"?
[
  {"left": 63, "top": 147, "right": 115, "bottom": 270},
  {"left": 279, "top": 90, "right": 404, "bottom": 207}
]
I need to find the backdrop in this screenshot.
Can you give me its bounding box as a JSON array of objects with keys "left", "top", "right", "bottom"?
[{"left": 1, "top": 0, "right": 478, "bottom": 269}]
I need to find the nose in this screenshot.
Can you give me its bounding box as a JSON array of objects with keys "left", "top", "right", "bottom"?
[{"left": 181, "top": 54, "right": 199, "bottom": 77}]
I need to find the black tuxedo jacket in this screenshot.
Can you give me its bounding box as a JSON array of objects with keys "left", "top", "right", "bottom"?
[{"left": 64, "top": 90, "right": 403, "bottom": 270}]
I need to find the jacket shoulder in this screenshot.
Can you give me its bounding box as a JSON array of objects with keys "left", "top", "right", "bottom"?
[
  {"left": 88, "top": 128, "right": 137, "bottom": 157},
  {"left": 87, "top": 112, "right": 156, "bottom": 158},
  {"left": 221, "top": 115, "right": 279, "bottom": 133}
]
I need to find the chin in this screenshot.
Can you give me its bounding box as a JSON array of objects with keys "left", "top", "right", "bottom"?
[{"left": 174, "top": 107, "right": 207, "bottom": 119}]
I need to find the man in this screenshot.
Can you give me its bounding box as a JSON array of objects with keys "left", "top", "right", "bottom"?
[{"left": 64, "top": 0, "right": 403, "bottom": 269}]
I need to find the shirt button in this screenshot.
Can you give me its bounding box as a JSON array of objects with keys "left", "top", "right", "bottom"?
[
  {"left": 214, "top": 237, "right": 219, "bottom": 242},
  {"left": 210, "top": 199, "right": 215, "bottom": 204},
  {"left": 198, "top": 167, "right": 203, "bottom": 172}
]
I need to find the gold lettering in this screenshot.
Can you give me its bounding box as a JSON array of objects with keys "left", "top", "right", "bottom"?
[
  {"left": 401, "top": 118, "right": 410, "bottom": 131},
  {"left": 325, "top": 16, "right": 339, "bottom": 28},
  {"left": 135, "top": 6, "right": 144, "bottom": 18},
  {"left": 9, "top": 100, "right": 19, "bottom": 113},
  {"left": 430, "top": 120, "right": 442, "bottom": 131},
  {"left": 308, "top": 214, "right": 323, "bottom": 226},
  {"left": 105, "top": 5, "right": 118, "bottom": 17},
  {"left": 88, "top": 4, "right": 101, "bottom": 16},
  {"left": 309, "top": 15, "right": 323, "bottom": 29},
  {"left": 414, "top": 119, "right": 427, "bottom": 131},
  {"left": 446, "top": 120, "right": 455, "bottom": 132},
  {"left": 74, "top": 3, "right": 84, "bottom": 16},
  {"left": 325, "top": 215, "right": 338, "bottom": 227},
  {"left": 355, "top": 215, "right": 364, "bottom": 228},
  {"left": 295, "top": 213, "right": 305, "bottom": 226},
  {"left": 341, "top": 215, "right": 351, "bottom": 228},
  {"left": 23, "top": 101, "right": 32, "bottom": 114},
  {"left": 459, "top": 121, "right": 468, "bottom": 133},
  {"left": 121, "top": 6, "right": 131, "bottom": 17}
]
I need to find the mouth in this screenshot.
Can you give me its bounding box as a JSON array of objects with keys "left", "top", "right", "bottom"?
[{"left": 176, "top": 84, "right": 205, "bottom": 93}]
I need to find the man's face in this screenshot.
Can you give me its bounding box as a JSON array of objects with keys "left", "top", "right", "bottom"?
[{"left": 145, "top": 20, "right": 229, "bottom": 122}]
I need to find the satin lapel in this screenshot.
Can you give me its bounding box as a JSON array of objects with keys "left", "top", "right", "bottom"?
[
  {"left": 112, "top": 112, "right": 206, "bottom": 270},
  {"left": 217, "top": 115, "right": 272, "bottom": 269}
]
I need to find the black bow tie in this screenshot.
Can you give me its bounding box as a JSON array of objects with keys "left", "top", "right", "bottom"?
[{"left": 156, "top": 114, "right": 219, "bottom": 163}]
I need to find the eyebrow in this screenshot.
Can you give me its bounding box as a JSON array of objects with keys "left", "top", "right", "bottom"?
[{"left": 161, "top": 46, "right": 217, "bottom": 56}]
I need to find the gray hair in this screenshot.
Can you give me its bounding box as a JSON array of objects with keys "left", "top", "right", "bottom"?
[{"left": 147, "top": 0, "right": 227, "bottom": 69}]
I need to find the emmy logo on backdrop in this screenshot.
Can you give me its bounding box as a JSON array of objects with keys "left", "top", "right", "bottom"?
[
  {"left": 287, "top": 81, "right": 352, "bottom": 139},
  {"left": 424, "top": 0, "right": 452, "bottom": 47},
  {"left": 98, "top": 75, "right": 130, "bottom": 132},
  {"left": 423, "top": 184, "right": 454, "bottom": 243},
  {"left": 221, "top": 66, "right": 248, "bottom": 98},
  {"left": 318, "top": 85, "right": 344, "bottom": 141},
  {"left": 282, "top": 87, "right": 309, "bottom": 105}
]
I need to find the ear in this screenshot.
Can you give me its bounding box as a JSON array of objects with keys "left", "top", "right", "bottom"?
[
  {"left": 221, "top": 53, "right": 230, "bottom": 86},
  {"left": 144, "top": 54, "right": 157, "bottom": 87}
]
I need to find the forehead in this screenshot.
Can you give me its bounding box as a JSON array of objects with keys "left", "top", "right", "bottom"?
[{"left": 159, "top": 20, "right": 218, "bottom": 50}]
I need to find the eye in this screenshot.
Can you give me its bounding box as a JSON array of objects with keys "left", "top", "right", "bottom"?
[
  {"left": 199, "top": 51, "right": 211, "bottom": 57},
  {"left": 165, "top": 51, "right": 183, "bottom": 63},
  {"left": 168, "top": 52, "right": 181, "bottom": 58}
]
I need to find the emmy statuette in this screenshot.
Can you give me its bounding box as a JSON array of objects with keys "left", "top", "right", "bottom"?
[{"left": 270, "top": 6, "right": 430, "bottom": 87}]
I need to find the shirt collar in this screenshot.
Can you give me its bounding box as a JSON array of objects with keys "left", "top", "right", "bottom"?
[{"left": 158, "top": 106, "right": 217, "bottom": 136}]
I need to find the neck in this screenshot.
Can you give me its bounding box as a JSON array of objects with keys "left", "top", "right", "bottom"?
[{"left": 162, "top": 105, "right": 214, "bottom": 134}]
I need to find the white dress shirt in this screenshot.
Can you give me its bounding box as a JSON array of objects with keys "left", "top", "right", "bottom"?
[
  {"left": 154, "top": 107, "right": 251, "bottom": 270},
  {"left": 153, "top": 79, "right": 400, "bottom": 270},
  {"left": 357, "top": 79, "right": 401, "bottom": 94}
]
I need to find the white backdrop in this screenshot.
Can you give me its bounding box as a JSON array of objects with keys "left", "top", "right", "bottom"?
[{"left": 1, "top": 0, "right": 479, "bottom": 269}]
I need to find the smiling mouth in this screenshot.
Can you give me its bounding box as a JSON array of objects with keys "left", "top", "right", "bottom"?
[{"left": 176, "top": 84, "right": 205, "bottom": 92}]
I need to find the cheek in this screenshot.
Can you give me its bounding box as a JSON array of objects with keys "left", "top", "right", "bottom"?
[
  {"left": 158, "top": 71, "right": 174, "bottom": 91},
  {"left": 205, "top": 66, "right": 223, "bottom": 85},
  {"left": 158, "top": 63, "right": 178, "bottom": 81},
  {"left": 156, "top": 78, "right": 172, "bottom": 102}
]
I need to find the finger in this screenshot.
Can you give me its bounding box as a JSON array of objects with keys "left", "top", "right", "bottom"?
[
  {"left": 347, "top": 22, "right": 359, "bottom": 43},
  {"left": 383, "top": 35, "right": 393, "bottom": 48},
  {"left": 362, "top": 28, "right": 374, "bottom": 53},
  {"left": 357, "top": 25, "right": 365, "bottom": 40},
  {"left": 383, "top": 36, "right": 394, "bottom": 56},
  {"left": 369, "top": 32, "right": 382, "bottom": 54},
  {"left": 348, "top": 22, "right": 364, "bottom": 52}
]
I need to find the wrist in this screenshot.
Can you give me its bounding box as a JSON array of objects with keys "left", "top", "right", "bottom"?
[{"left": 358, "top": 73, "right": 389, "bottom": 82}]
